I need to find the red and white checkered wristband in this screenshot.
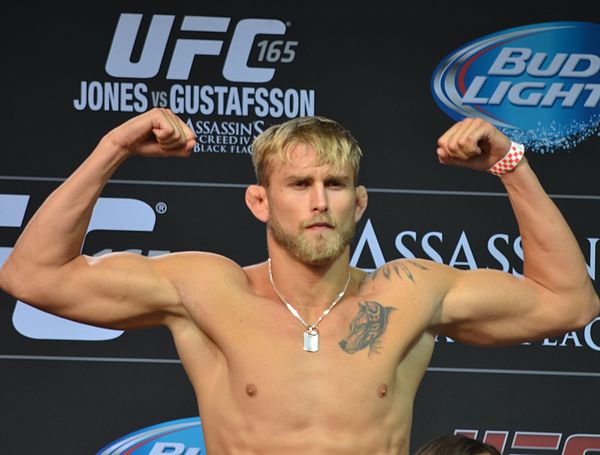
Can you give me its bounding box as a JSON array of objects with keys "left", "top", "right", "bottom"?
[{"left": 487, "top": 141, "right": 525, "bottom": 177}]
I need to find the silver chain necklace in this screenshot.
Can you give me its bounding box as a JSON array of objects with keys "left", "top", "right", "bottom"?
[{"left": 267, "top": 258, "right": 351, "bottom": 352}]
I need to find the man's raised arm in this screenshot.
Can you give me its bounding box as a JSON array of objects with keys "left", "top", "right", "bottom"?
[
  {"left": 0, "top": 108, "right": 197, "bottom": 330},
  {"left": 430, "top": 118, "right": 599, "bottom": 345}
]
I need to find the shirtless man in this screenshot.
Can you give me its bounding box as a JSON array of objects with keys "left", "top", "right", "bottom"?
[{"left": 1, "top": 109, "right": 598, "bottom": 455}]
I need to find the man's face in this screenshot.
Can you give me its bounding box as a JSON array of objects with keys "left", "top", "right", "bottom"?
[{"left": 265, "top": 143, "right": 361, "bottom": 265}]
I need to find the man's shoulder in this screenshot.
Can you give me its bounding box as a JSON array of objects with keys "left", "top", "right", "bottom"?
[
  {"left": 365, "top": 258, "right": 442, "bottom": 281},
  {"left": 359, "top": 258, "right": 457, "bottom": 295},
  {"left": 153, "top": 251, "right": 249, "bottom": 284}
]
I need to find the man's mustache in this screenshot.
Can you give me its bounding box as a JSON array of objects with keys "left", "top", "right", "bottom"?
[{"left": 301, "top": 216, "right": 336, "bottom": 228}]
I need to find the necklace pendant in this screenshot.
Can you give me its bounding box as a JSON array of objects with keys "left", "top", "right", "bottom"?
[{"left": 303, "top": 328, "right": 319, "bottom": 352}]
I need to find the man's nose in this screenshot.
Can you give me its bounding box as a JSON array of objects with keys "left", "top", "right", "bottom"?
[{"left": 310, "top": 184, "right": 328, "bottom": 213}]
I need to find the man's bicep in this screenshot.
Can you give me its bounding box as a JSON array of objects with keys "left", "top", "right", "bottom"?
[
  {"left": 36, "top": 252, "right": 183, "bottom": 330},
  {"left": 432, "top": 268, "right": 569, "bottom": 345}
]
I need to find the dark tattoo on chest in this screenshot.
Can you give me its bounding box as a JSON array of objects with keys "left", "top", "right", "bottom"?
[{"left": 339, "top": 301, "right": 395, "bottom": 356}]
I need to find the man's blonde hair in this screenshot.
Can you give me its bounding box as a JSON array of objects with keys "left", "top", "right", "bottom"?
[{"left": 251, "top": 116, "right": 362, "bottom": 186}]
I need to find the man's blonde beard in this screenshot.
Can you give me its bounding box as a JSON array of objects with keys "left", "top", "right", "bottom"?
[{"left": 268, "top": 214, "right": 355, "bottom": 265}]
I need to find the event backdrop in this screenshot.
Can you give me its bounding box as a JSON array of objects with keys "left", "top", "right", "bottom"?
[{"left": 1, "top": 2, "right": 599, "bottom": 454}]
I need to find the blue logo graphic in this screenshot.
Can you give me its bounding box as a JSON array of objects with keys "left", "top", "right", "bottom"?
[
  {"left": 96, "top": 417, "right": 205, "bottom": 455},
  {"left": 431, "top": 22, "right": 600, "bottom": 153}
]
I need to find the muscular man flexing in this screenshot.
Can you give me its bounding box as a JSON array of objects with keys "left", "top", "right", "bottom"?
[{"left": 1, "top": 109, "right": 598, "bottom": 454}]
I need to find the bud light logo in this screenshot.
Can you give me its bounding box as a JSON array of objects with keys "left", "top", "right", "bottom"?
[
  {"left": 431, "top": 22, "right": 600, "bottom": 153},
  {"left": 96, "top": 417, "right": 205, "bottom": 455}
]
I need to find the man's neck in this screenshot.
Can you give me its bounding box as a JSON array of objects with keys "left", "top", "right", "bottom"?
[{"left": 266, "top": 247, "right": 352, "bottom": 314}]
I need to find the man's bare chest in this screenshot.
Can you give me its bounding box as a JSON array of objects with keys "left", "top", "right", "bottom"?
[
  {"left": 173, "top": 279, "right": 435, "bottom": 433},
  {"left": 194, "top": 284, "right": 430, "bottom": 381}
]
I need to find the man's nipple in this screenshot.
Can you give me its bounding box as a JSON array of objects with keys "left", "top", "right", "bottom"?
[{"left": 246, "top": 384, "right": 258, "bottom": 397}]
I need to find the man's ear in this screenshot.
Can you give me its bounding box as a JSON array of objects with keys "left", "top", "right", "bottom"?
[
  {"left": 354, "top": 185, "right": 368, "bottom": 223},
  {"left": 245, "top": 184, "right": 269, "bottom": 223}
]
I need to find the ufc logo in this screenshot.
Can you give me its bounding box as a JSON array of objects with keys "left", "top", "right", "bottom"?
[
  {"left": 105, "top": 14, "right": 288, "bottom": 83},
  {"left": 1, "top": 195, "right": 156, "bottom": 341},
  {"left": 456, "top": 429, "right": 600, "bottom": 454},
  {"left": 0, "top": 194, "right": 30, "bottom": 268}
]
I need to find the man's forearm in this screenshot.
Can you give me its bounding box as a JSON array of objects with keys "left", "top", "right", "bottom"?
[
  {"left": 0, "top": 137, "right": 127, "bottom": 294},
  {"left": 501, "top": 159, "right": 599, "bottom": 319}
]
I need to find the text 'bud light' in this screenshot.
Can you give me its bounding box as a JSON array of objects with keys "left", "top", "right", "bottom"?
[{"left": 431, "top": 22, "right": 600, "bottom": 153}]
